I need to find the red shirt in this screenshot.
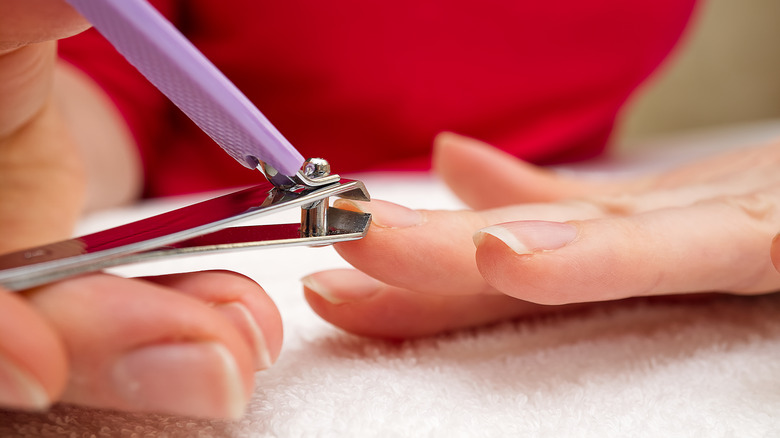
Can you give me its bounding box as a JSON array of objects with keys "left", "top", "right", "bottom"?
[{"left": 59, "top": 0, "right": 697, "bottom": 196}]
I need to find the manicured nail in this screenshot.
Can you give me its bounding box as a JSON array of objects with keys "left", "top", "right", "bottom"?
[
  {"left": 113, "top": 342, "right": 247, "bottom": 419},
  {"left": 0, "top": 354, "right": 49, "bottom": 411},
  {"left": 474, "top": 221, "right": 578, "bottom": 254},
  {"left": 216, "top": 302, "right": 273, "bottom": 370},
  {"left": 302, "top": 270, "right": 384, "bottom": 304},
  {"left": 334, "top": 199, "right": 422, "bottom": 228}
]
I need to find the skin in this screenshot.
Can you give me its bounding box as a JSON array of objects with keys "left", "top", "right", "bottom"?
[
  {"left": 305, "top": 133, "right": 780, "bottom": 338},
  {"left": 0, "top": 1, "right": 282, "bottom": 418},
  {"left": 3, "top": 0, "right": 780, "bottom": 419}
]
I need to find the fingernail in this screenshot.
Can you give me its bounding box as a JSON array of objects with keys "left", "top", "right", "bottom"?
[
  {"left": 474, "top": 221, "right": 578, "bottom": 255},
  {"left": 215, "top": 302, "right": 273, "bottom": 370},
  {"left": 302, "top": 270, "right": 384, "bottom": 304},
  {"left": 0, "top": 354, "right": 49, "bottom": 411},
  {"left": 113, "top": 342, "right": 247, "bottom": 419},
  {"left": 334, "top": 199, "right": 422, "bottom": 228}
]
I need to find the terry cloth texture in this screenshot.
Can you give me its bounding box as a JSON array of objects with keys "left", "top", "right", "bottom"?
[{"left": 3, "top": 294, "right": 780, "bottom": 438}]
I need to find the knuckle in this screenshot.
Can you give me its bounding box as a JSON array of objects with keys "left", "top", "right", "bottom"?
[
  {"left": 707, "top": 191, "right": 780, "bottom": 226},
  {"left": 572, "top": 194, "right": 639, "bottom": 218}
]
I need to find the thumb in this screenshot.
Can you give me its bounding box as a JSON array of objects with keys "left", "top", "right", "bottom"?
[
  {"left": 432, "top": 132, "right": 608, "bottom": 209},
  {"left": 772, "top": 233, "right": 780, "bottom": 273}
]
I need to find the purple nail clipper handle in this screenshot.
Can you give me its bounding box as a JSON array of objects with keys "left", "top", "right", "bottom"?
[{"left": 64, "top": 0, "right": 304, "bottom": 177}]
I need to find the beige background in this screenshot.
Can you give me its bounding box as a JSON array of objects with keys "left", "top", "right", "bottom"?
[{"left": 616, "top": 0, "right": 780, "bottom": 146}]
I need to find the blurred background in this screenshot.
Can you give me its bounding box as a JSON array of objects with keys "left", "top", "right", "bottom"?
[{"left": 616, "top": 0, "right": 780, "bottom": 147}]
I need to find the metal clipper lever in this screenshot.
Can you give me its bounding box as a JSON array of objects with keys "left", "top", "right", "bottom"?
[{"left": 0, "top": 159, "right": 370, "bottom": 292}]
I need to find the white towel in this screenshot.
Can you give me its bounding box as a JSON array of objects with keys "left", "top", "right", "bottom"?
[{"left": 3, "top": 291, "right": 780, "bottom": 437}]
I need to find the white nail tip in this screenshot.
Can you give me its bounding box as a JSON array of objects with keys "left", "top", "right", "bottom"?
[
  {"left": 210, "top": 343, "right": 247, "bottom": 420},
  {"left": 0, "top": 355, "right": 49, "bottom": 410},
  {"left": 475, "top": 226, "right": 532, "bottom": 254},
  {"left": 301, "top": 276, "right": 342, "bottom": 304},
  {"left": 224, "top": 302, "right": 273, "bottom": 370}
]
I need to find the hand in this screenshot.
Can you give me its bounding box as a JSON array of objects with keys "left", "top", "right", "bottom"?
[
  {"left": 304, "top": 132, "right": 780, "bottom": 338},
  {"left": 0, "top": 2, "right": 283, "bottom": 418}
]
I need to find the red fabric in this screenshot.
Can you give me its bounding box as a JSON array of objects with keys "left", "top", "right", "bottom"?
[{"left": 59, "top": 0, "right": 697, "bottom": 197}]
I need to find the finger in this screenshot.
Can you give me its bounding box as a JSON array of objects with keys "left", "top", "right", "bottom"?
[
  {"left": 0, "top": 290, "right": 66, "bottom": 410},
  {"left": 333, "top": 198, "right": 608, "bottom": 297},
  {"left": 0, "top": 100, "right": 86, "bottom": 252},
  {"left": 433, "top": 133, "right": 780, "bottom": 212},
  {"left": 334, "top": 199, "right": 494, "bottom": 296},
  {"left": 0, "top": 42, "right": 58, "bottom": 138},
  {"left": 0, "top": 49, "right": 88, "bottom": 253},
  {"left": 302, "top": 269, "right": 578, "bottom": 339},
  {"left": 25, "top": 272, "right": 265, "bottom": 419},
  {"left": 432, "top": 132, "right": 611, "bottom": 209},
  {"left": 474, "top": 194, "right": 780, "bottom": 305},
  {"left": 647, "top": 140, "right": 780, "bottom": 191},
  {"left": 144, "top": 271, "right": 283, "bottom": 370}
]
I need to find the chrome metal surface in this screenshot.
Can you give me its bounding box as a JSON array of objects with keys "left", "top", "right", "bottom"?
[
  {"left": 302, "top": 158, "right": 331, "bottom": 179},
  {"left": 260, "top": 161, "right": 299, "bottom": 189},
  {"left": 0, "top": 178, "right": 370, "bottom": 292},
  {"left": 260, "top": 160, "right": 340, "bottom": 191},
  {"left": 300, "top": 158, "right": 332, "bottom": 237},
  {"left": 302, "top": 201, "right": 328, "bottom": 237}
]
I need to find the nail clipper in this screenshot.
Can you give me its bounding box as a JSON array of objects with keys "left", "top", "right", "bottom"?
[{"left": 0, "top": 0, "right": 371, "bottom": 291}]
